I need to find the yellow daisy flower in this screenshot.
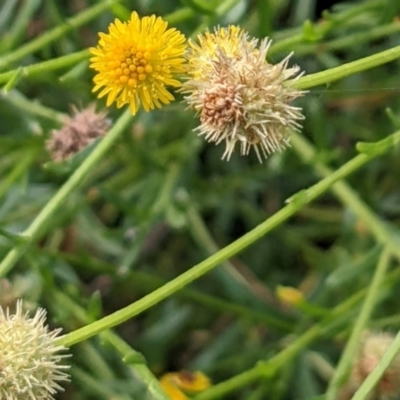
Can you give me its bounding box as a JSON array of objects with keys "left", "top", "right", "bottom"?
[{"left": 90, "top": 12, "right": 187, "bottom": 115}]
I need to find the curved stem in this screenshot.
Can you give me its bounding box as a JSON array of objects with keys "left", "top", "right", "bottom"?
[
  {"left": 325, "top": 247, "right": 391, "bottom": 400},
  {"left": 0, "top": 0, "right": 118, "bottom": 70},
  {"left": 194, "top": 261, "right": 400, "bottom": 400},
  {"left": 351, "top": 329, "right": 400, "bottom": 400},
  {"left": 0, "top": 50, "right": 89, "bottom": 85},
  {"left": 0, "top": 108, "right": 134, "bottom": 278},
  {"left": 291, "top": 134, "right": 400, "bottom": 262},
  {"left": 63, "top": 253, "right": 292, "bottom": 331},
  {"left": 0, "top": 149, "right": 38, "bottom": 201},
  {"left": 269, "top": 0, "right": 382, "bottom": 55},
  {"left": 57, "top": 130, "right": 400, "bottom": 348},
  {"left": 291, "top": 43, "right": 400, "bottom": 90},
  {"left": 294, "top": 21, "right": 400, "bottom": 56},
  {"left": 54, "top": 291, "right": 169, "bottom": 400},
  {"left": 0, "top": 90, "right": 66, "bottom": 122}
]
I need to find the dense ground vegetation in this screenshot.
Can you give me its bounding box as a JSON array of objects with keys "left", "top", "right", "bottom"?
[{"left": 1, "top": 0, "right": 400, "bottom": 399}]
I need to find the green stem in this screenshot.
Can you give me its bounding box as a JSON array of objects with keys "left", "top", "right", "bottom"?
[
  {"left": 57, "top": 130, "right": 400, "bottom": 348},
  {"left": 187, "top": 204, "right": 267, "bottom": 303},
  {"left": 70, "top": 367, "right": 130, "bottom": 400},
  {"left": 0, "top": 108, "right": 134, "bottom": 278},
  {"left": 0, "top": 0, "right": 117, "bottom": 70},
  {"left": 195, "top": 325, "right": 323, "bottom": 400},
  {"left": 269, "top": 0, "right": 382, "bottom": 55},
  {"left": 351, "top": 330, "right": 400, "bottom": 400},
  {"left": 195, "top": 263, "right": 400, "bottom": 400},
  {"left": 0, "top": 50, "right": 89, "bottom": 85},
  {"left": 372, "top": 314, "right": 400, "bottom": 329},
  {"left": 77, "top": 342, "right": 115, "bottom": 380},
  {"left": 215, "top": 0, "right": 243, "bottom": 15},
  {"left": 62, "top": 253, "right": 292, "bottom": 331},
  {"left": 290, "top": 43, "right": 400, "bottom": 90},
  {"left": 2, "top": 20, "right": 399, "bottom": 91},
  {"left": 190, "top": 0, "right": 242, "bottom": 38},
  {"left": 325, "top": 247, "right": 391, "bottom": 400},
  {"left": 291, "top": 134, "right": 400, "bottom": 262},
  {"left": 53, "top": 291, "right": 169, "bottom": 400},
  {"left": 2, "top": 0, "right": 40, "bottom": 53},
  {"left": 0, "top": 90, "right": 66, "bottom": 122},
  {"left": 193, "top": 267, "right": 391, "bottom": 400},
  {"left": 0, "top": 149, "right": 38, "bottom": 201},
  {"left": 294, "top": 21, "right": 400, "bottom": 55},
  {"left": 164, "top": 7, "right": 195, "bottom": 24},
  {"left": 103, "top": 332, "right": 169, "bottom": 400}
]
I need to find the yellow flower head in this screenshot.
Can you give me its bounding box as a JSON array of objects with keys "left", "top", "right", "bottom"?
[
  {"left": 188, "top": 26, "right": 243, "bottom": 76},
  {"left": 276, "top": 285, "right": 304, "bottom": 307},
  {"left": 90, "top": 12, "right": 187, "bottom": 115},
  {"left": 160, "top": 371, "right": 211, "bottom": 399},
  {"left": 181, "top": 26, "right": 305, "bottom": 161}
]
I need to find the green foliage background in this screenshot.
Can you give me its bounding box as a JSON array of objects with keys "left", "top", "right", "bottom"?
[{"left": 1, "top": 0, "right": 400, "bottom": 399}]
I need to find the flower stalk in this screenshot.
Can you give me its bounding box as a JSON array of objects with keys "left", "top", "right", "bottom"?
[
  {"left": 0, "top": 108, "right": 134, "bottom": 278},
  {"left": 58, "top": 129, "right": 400, "bottom": 348},
  {"left": 0, "top": 0, "right": 118, "bottom": 70}
]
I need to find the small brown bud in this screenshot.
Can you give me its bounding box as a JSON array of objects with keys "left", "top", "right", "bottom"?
[{"left": 46, "top": 104, "right": 110, "bottom": 162}]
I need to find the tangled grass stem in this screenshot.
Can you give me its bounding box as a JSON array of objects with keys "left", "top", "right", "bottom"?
[{"left": 57, "top": 130, "right": 400, "bottom": 348}]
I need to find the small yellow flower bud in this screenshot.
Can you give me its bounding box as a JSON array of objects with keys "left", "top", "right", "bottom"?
[
  {"left": 276, "top": 285, "right": 304, "bottom": 306},
  {"left": 160, "top": 371, "right": 211, "bottom": 399}
]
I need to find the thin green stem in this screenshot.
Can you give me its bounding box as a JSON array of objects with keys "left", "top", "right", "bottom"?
[
  {"left": 54, "top": 291, "right": 170, "bottom": 400},
  {"left": 351, "top": 330, "right": 400, "bottom": 400},
  {"left": 291, "top": 43, "right": 400, "bottom": 90},
  {"left": 195, "top": 262, "right": 400, "bottom": 400},
  {"left": 194, "top": 324, "right": 323, "bottom": 400},
  {"left": 103, "top": 332, "right": 169, "bottom": 400},
  {"left": 0, "top": 90, "right": 66, "bottom": 122},
  {"left": 294, "top": 21, "right": 400, "bottom": 55},
  {"left": 190, "top": 0, "right": 242, "bottom": 38},
  {"left": 2, "top": 0, "right": 40, "bottom": 53},
  {"left": 0, "top": 50, "right": 89, "bottom": 85},
  {"left": 291, "top": 134, "right": 400, "bottom": 262},
  {"left": 71, "top": 367, "right": 130, "bottom": 400},
  {"left": 372, "top": 314, "right": 400, "bottom": 329},
  {"left": 57, "top": 130, "right": 400, "bottom": 348},
  {"left": 215, "top": 0, "right": 243, "bottom": 16},
  {"left": 62, "top": 253, "right": 292, "bottom": 331},
  {"left": 194, "top": 274, "right": 384, "bottom": 399},
  {"left": 0, "top": 108, "right": 134, "bottom": 278},
  {"left": 0, "top": 0, "right": 117, "bottom": 70},
  {"left": 1, "top": 22, "right": 399, "bottom": 92},
  {"left": 78, "top": 342, "right": 115, "bottom": 380},
  {"left": 325, "top": 247, "right": 391, "bottom": 400},
  {"left": 187, "top": 204, "right": 268, "bottom": 303},
  {"left": 164, "top": 7, "right": 195, "bottom": 24},
  {"left": 269, "top": 0, "right": 382, "bottom": 55},
  {"left": 0, "top": 149, "right": 38, "bottom": 201}
]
